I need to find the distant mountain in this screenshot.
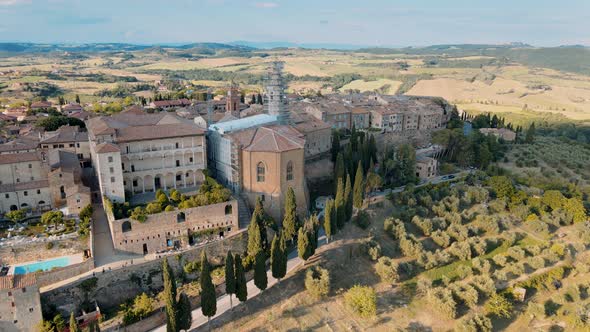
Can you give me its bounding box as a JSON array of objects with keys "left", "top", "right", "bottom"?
[
  {"left": 229, "top": 41, "right": 372, "bottom": 50},
  {"left": 0, "top": 42, "right": 254, "bottom": 54}
]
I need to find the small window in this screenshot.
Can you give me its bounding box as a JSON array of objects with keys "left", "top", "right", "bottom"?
[
  {"left": 110, "top": 177, "right": 115, "bottom": 183},
  {"left": 108, "top": 156, "right": 113, "bottom": 163},
  {"left": 176, "top": 160, "right": 180, "bottom": 167},
  {"left": 175, "top": 142, "right": 179, "bottom": 148},
  {"left": 5, "top": 194, "right": 8, "bottom": 199},
  {"left": 225, "top": 204, "right": 232, "bottom": 215},
  {"left": 69, "top": 143, "right": 75, "bottom": 148},
  {"left": 177, "top": 212, "right": 186, "bottom": 223},
  {"left": 133, "top": 180, "right": 138, "bottom": 187},
  {"left": 286, "top": 161, "right": 294, "bottom": 181},
  {"left": 24, "top": 191, "right": 28, "bottom": 196},
  {"left": 22, "top": 287, "right": 26, "bottom": 293},
  {"left": 28, "top": 163, "right": 32, "bottom": 168},
  {"left": 76, "top": 143, "right": 80, "bottom": 148},
  {"left": 176, "top": 175, "right": 181, "bottom": 181},
  {"left": 189, "top": 157, "right": 193, "bottom": 163},
  {"left": 256, "top": 162, "right": 265, "bottom": 182},
  {"left": 37, "top": 189, "right": 41, "bottom": 194},
  {"left": 109, "top": 167, "right": 114, "bottom": 174},
  {"left": 29, "top": 308, "right": 34, "bottom": 313}
]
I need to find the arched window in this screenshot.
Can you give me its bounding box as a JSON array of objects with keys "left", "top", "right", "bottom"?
[
  {"left": 122, "top": 221, "right": 132, "bottom": 233},
  {"left": 286, "top": 161, "right": 294, "bottom": 181},
  {"left": 38, "top": 200, "right": 46, "bottom": 205},
  {"left": 177, "top": 212, "right": 186, "bottom": 223},
  {"left": 256, "top": 162, "right": 265, "bottom": 182},
  {"left": 225, "top": 204, "right": 232, "bottom": 215},
  {"left": 20, "top": 203, "right": 28, "bottom": 208}
]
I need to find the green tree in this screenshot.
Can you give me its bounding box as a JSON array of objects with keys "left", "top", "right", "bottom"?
[
  {"left": 162, "top": 258, "right": 178, "bottom": 332},
  {"left": 297, "top": 227, "right": 313, "bottom": 261},
  {"left": 200, "top": 252, "right": 217, "bottom": 325},
  {"left": 344, "top": 173, "right": 353, "bottom": 222},
  {"left": 254, "top": 251, "right": 268, "bottom": 291},
  {"left": 69, "top": 312, "right": 80, "bottom": 332},
  {"left": 525, "top": 122, "right": 536, "bottom": 144},
  {"left": 489, "top": 176, "right": 514, "bottom": 199},
  {"left": 344, "top": 285, "right": 377, "bottom": 318},
  {"left": 5, "top": 209, "right": 25, "bottom": 223},
  {"left": 353, "top": 161, "right": 364, "bottom": 209},
  {"left": 177, "top": 292, "right": 192, "bottom": 331},
  {"left": 53, "top": 314, "right": 65, "bottom": 332},
  {"left": 41, "top": 210, "right": 64, "bottom": 228},
  {"left": 485, "top": 293, "right": 513, "bottom": 318},
  {"left": 247, "top": 212, "right": 263, "bottom": 258},
  {"left": 334, "top": 153, "right": 345, "bottom": 192},
  {"left": 331, "top": 131, "right": 340, "bottom": 162},
  {"left": 282, "top": 187, "right": 298, "bottom": 242},
  {"left": 132, "top": 292, "right": 154, "bottom": 319},
  {"left": 75, "top": 94, "right": 81, "bottom": 104},
  {"left": 323, "top": 199, "right": 334, "bottom": 243},
  {"left": 271, "top": 232, "right": 287, "bottom": 282},
  {"left": 234, "top": 254, "right": 248, "bottom": 302},
  {"left": 225, "top": 251, "right": 236, "bottom": 309},
  {"left": 335, "top": 177, "right": 345, "bottom": 229}
]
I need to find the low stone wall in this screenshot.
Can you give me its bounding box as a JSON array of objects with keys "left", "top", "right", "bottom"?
[
  {"left": 41, "top": 230, "right": 247, "bottom": 315},
  {"left": 36, "top": 226, "right": 95, "bottom": 287},
  {"left": 37, "top": 257, "right": 95, "bottom": 287}
]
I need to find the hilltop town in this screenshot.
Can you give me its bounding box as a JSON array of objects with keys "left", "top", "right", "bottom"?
[{"left": 0, "top": 50, "right": 589, "bottom": 332}]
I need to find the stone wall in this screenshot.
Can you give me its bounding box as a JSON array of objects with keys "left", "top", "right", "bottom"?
[
  {"left": 37, "top": 257, "right": 95, "bottom": 287},
  {"left": 109, "top": 199, "right": 239, "bottom": 255},
  {"left": 41, "top": 230, "right": 247, "bottom": 315}
]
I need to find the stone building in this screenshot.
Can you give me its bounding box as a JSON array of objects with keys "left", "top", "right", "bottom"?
[
  {"left": 351, "top": 107, "right": 371, "bottom": 129},
  {"left": 149, "top": 99, "right": 191, "bottom": 111},
  {"left": 292, "top": 115, "right": 332, "bottom": 160},
  {"left": 0, "top": 151, "right": 52, "bottom": 214},
  {"left": 228, "top": 125, "right": 308, "bottom": 222},
  {"left": 47, "top": 150, "right": 91, "bottom": 214},
  {"left": 0, "top": 274, "right": 42, "bottom": 332},
  {"left": 370, "top": 107, "right": 404, "bottom": 132},
  {"left": 304, "top": 101, "right": 351, "bottom": 130},
  {"left": 40, "top": 125, "right": 91, "bottom": 167},
  {"left": 86, "top": 110, "right": 207, "bottom": 203},
  {"left": 108, "top": 200, "right": 238, "bottom": 254},
  {"left": 415, "top": 156, "right": 438, "bottom": 179}
]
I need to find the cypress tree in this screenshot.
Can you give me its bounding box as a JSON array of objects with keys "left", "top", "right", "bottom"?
[
  {"left": 162, "top": 258, "right": 178, "bottom": 332},
  {"left": 344, "top": 173, "right": 353, "bottom": 222},
  {"left": 282, "top": 187, "right": 298, "bottom": 242},
  {"left": 254, "top": 251, "right": 268, "bottom": 291},
  {"left": 334, "top": 153, "right": 345, "bottom": 191},
  {"left": 251, "top": 197, "right": 268, "bottom": 252},
  {"left": 177, "top": 292, "right": 192, "bottom": 331},
  {"left": 225, "top": 250, "right": 236, "bottom": 309},
  {"left": 234, "top": 254, "right": 248, "bottom": 302},
  {"left": 323, "top": 199, "right": 334, "bottom": 243},
  {"left": 297, "top": 227, "right": 312, "bottom": 261},
  {"left": 200, "top": 252, "right": 217, "bottom": 325},
  {"left": 335, "top": 177, "right": 345, "bottom": 229},
  {"left": 247, "top": 213, "right": 262, "bottom": 258},
  {"left": 271, "top": 232, "right": 287, "bottom": 281},
  {"left": 331, "top": 131, "right": 340, "bottom": 162},
  {"left": 353, "top": 161, "right": 364, "bottom": 209},
  {"left": 69, "top": 312, "right": 80, "bottom": 332},
  {"left": 368, "top": 134, "right": 377, "bottom": 164}
]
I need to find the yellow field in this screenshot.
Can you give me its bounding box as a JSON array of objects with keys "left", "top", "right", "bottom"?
[{"left": 340, "top": 79, "right": 402, "bottom": 94}]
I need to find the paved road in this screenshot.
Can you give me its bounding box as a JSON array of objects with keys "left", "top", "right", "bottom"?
[
  {"left": 92, "top": 202, "right": 140, "bottom": 266},
  {"left": 150, "top": 233, "right": 328, "bottom": 332}
]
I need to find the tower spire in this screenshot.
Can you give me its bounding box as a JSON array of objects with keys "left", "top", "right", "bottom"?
[{"left": 264, "top": 61, "right": 289, "bottom": 125}]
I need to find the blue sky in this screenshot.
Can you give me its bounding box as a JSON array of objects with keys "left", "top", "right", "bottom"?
[{"left": 0, "top": 0, "right": 588, "bottom": 46}]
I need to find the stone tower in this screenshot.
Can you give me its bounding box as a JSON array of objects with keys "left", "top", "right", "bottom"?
[
  {"left": 264, "top": 61, "right": 289, "bottom": 124},
  {"left": 226, "top": 82, "right": 241, "bottom": 118},
  {"left": 206, "top": 88, "right": 213, "bottom": 125}
]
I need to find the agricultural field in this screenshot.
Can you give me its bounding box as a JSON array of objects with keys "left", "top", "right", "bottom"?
[
  {"left": 208, "top": 164, "right": 590, "bottom": 331},
  {"left": 2, "top": 44, "right": 590, "bottom": 125}
]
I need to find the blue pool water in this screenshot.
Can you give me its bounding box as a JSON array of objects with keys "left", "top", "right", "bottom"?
[{"left": 14, "top": 256, "right": 71, "bottom": 275}]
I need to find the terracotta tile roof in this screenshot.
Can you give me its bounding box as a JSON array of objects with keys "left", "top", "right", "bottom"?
[
  {"left": 31, "top": 101, "right": 52, "bottom": 109},
  {"left": 0, "top": 113, "right": 16, "bottom": 121},
  {"left": 0, "top": 138, "right": 40, "bottom": 153},
  {"left": 352, "top": 107, "right": 371, "bottom": 114},
  {"left": 62, "top": 103, "right": 83, "bottom": 111},
  {"left": 0, "top": 151, "right": 41, "bottom": 164},
  {"left": 122, "top": 105, "right": 144, "bottom": 114},
  {"left": 0, "top": 274, "right": 37, "bottom": 290},
  {"left": 87, "top": 112, "right": 204, "bottom": 142},
  {"left": 40, "top": 125, "right": 88, "bottom": 144},
  {"left": 294, "top": 118, "right": 331, "bottom": 134},
  {"left": 152, "top": 99, "right": 191, "bottom": 108},
  {"left": 0, "top": 179, "right": 49, "bottom": 193},
  {"left": 229, "top": 125, "right": 304, "bottom": 153},
  {"left": 96, "top": 142, "right": 120, "bottom": 154}
]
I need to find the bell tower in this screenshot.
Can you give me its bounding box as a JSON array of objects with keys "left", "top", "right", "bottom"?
[
  {"left": 264, "top": 61, "right": 290, "bottom": 124},
  {"left": 226, "top": 82, "right": 241, "bottom": 118}
]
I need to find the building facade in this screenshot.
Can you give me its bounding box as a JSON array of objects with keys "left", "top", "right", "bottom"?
[
  {"left": 416, "top": 156, "right": 438, "bottom": 179},
  {"left": 0, "top": 275, "right": 42, "bottom": 332},
  {"left": 87, "top": 111, "right": 207, "bottom": 203}
]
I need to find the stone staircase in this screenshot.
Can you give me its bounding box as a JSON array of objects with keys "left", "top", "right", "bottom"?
[{"left": 236, "top": 195, "right": 252, "bottom": 229}]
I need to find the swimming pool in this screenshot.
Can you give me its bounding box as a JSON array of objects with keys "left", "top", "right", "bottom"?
[{"left": 13, "top": 256, "right": 71, "bottom": 275}]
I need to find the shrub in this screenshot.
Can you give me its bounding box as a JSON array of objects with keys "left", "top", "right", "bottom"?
[
  {"left": 145, "top": 202, "right": 162, "bottom": 214},
  {"left": 45, "top": 242, "right": 54, "bottom": 250},
  {"left": 431, "top": 230, "right": 451, "bottom": 248},
  {"left": 450, "top": 283, "right": 479, "bottom": 308},
  {"left": 375, "top": 257, "right": 398, "bottom": 284},
  {"left": 427, "top": 288, "right": 457, "bottom": 319},
  {"left": 470, "top": 275, "right": 496, "bottom": 297},
  {"left": 130, "top": 207, "right": 147, "bottom": 223},
  {"left": 362, "top": 238, "right": 382, "bottom": 261},
  {"left": 344, "top": 285, "right": 377, "bottom": 318},
  {"left": 164, "top": 205, "right": 175, "bottom": 212},
  {"left": 79, "top": 204, "right": 93, "bottom": 220},
  {"left": 457, "top": 314, "right": 493, "bottom": 332},
  {"left": 354, "top": 210, "right": 371, "bottom": 229},
  {"left": 305, "top": 266, "right": 330, "bottom": 299},
  {"left": 485, "top": 293, "right": 513, "bottom": 318}
]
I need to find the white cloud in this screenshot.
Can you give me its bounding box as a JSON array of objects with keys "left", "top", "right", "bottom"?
[
  {"left": 254, "top": 2, "right": 278, "bottom": 8},
  {"left": 0, "top": 0, "right": 31, "bottom": 5}
]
